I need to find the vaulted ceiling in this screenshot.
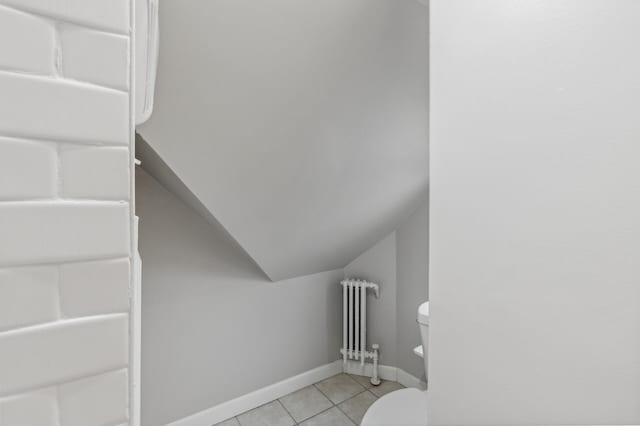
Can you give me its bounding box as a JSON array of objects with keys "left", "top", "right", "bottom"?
[{"left": 137, "top": 0, "right": 428, "bottom": 281}]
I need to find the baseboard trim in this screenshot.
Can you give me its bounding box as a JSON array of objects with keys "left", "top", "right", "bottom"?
[
  {"left": 168, "top": 359, "right": 427, "bottom": 425},
  {"left": 343, "top": 360, "right": 427, "bottom": 390},
  {"left": 396, "top": 367, "right": 427, "bottom": 390},
  {"left": 168, "top": 360, "right": 343, "bottom": 426},
  {"left": 342, "top": 359, "right": 397, "bottom": 382}
]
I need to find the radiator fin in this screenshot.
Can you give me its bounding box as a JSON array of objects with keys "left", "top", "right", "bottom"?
[{"left": 340, "top": 279, "right": 379, "bottom": 364}]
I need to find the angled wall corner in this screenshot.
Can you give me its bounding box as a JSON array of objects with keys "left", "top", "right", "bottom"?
[
  {"left": 136, "top": 168, "right": 345, "bottom": 425},
  {"left": 344, "top": 193, "right": 429, "bottom": 378},
  {"left": 137, "top": 0, "right": 429, "bottom": 281},
  {"left": 135, "top": 134, "right": 272, "bottom": 281}
]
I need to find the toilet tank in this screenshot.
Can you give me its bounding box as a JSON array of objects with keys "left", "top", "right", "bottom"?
[{"left": 417, "top": 301, "right": 429, "bottom": 376}]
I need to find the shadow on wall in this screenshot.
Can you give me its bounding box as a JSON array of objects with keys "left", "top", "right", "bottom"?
[
  {"left": 344, "top": 194, "right": 428, "bottom": 381},
  {"left": 136, "top": 168, "right": 344, "bottom": 426},
  {"left": 137, "top": 165, "right": 429, "bottom": 424},
  {"left": 135, "top": 133, "right": 270, "bottom": 280},
  {"left": 136, "top": 0, "right": 429, "bottom": 281}
]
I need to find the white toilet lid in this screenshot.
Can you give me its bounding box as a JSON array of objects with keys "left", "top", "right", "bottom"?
[{"left": 361, "top": 388, "right": 428, "bottom": 426}]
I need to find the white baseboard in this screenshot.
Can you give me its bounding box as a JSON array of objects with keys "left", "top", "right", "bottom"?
[
  {"left": 168, "top": 359, "right": 426, "bottom": 426},
  {"left": 396, "top": 367, "right": 427, "bottom": 390},
  {"left": 343, "top": 360, "right": 427, "bottom": 390},
  {"left": 342, "top": 359, "right": 397, "bottom": 381},
  {"left": 168, "top": 360, "right": 343, "bottom": 426}
]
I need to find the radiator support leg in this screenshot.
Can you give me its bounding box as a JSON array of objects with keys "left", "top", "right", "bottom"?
[{"left": 370, "top": 344, "right": 381, "bottom": 386}]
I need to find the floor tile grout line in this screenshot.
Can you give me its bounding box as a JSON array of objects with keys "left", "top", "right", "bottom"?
[
  {"left": 229, "top": 374, "right": 376, "bottom": 426},
  {"left": 336, "top": 389, "right": 379, "bottom": 425},
  {"left": 283, "top": 382, "right": 333, "bottom": 421},
  {"left": 311, "top": 382, "right": 335, "bottom": 405},
  {"left": 275, "top": 397, "right": 298, "bottom": 425},
  {"left": 298, "top": 405, "right": 345, "bottom": 426},
  {"left": 313, "top": 375, "right": 369, "bottom": 426},
  {"left": 335, "top": 405, "right": 359, "bottom": 426},
  {"left": 313, "top": 373, "right": 366, "bottom": 406}
]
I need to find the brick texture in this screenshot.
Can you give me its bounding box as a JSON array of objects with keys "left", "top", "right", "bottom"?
[
  {"left": 0, "top": 137, "right": 56, "bottom": 200},
  {"left": 60, "top": 145, "right": 130, "bottom": 200},
  {"left": 0, "top": 5, "right": 55, "bottom": 74},
  {"left": 59, "top": 25, "right": 130, "bottom": 90},
  {"left": 0, "top": 388, "right": 58, "bottom": 425},
  {"left": 0, "top": 201, "right": 130, "bottom": 265},
  {"left": 0, "top": 314, "right": 129, "bottom": 396},
  {"left": 0, "top": 266, "right": 58, "bottom": 331},
  {"left": 0, "top": 0, "right": 130, "bottom": 34},
  {"left": 58, "top": 369, "right": 129, "bottom": 426},
  {"left": 0, "top": 0, "right": 134, "bottom": 424},
  {"left": 0, "top": 73, "right": 129, "bottom": 145},
  {"left": 59, "top": 258, "right": 130, "bottom": 317}
]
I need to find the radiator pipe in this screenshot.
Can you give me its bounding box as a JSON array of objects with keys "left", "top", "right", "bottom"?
[
  {"left": 348, "top": 282, "right": 353, "bottom": 359},
  {"left": 343, "top": 282, "right": 347, "bottom": 363},
  {"left": 371, "top": 344, "right": 381, "bottom": 386},
  {"left": 355, "top": 282, "right": 360, "bottom": 361},
  {"left": 361, "top": 280, "right": 366, "bottom": 366}
]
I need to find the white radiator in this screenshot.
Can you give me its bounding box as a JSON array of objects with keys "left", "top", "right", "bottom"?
[{"left": 340, "top": 279, "right": 380, "bottom": 379}]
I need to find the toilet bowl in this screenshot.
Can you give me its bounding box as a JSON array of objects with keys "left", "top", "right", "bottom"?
[{"left": 361, "top": 301, "right": 429, "bottom": 426}]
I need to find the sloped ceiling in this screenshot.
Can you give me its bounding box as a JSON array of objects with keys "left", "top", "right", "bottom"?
[{"left": 137, "top": 0, "right": 428, "bottom": 281}]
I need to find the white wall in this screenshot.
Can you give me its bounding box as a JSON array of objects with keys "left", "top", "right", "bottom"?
[
  {"left": 136, "top": 169, "right": 344, "bottom": 426},
  {"left": 396, "top": 195, "right": 428, "bottom": 380},
  {"left": 345, "top": 233, "right": 398, "bottom": 367},
  {"left": 0, "top": 1, "right": 135, "bottom": 425},
  {"left": 137, "top": 155, "right": 429, "bottom": 424},
  {"left": 429, "top": 1, "right": 640, "bottom": 424},
  {"left": 138, "top": 0, "right": 429, "bottom": 281},
  {"left": 344, "top": 194, "right": 429, "bottom": 377}
]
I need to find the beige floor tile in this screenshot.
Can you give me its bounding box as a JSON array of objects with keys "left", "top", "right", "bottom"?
[
  {"left": 338, "top": 390, "right": 377, "bottom": 425},
  {"left": 348, "top": 374, "right": 374, "bottom": 389},
  {"left": 299, "top": 407, "right": 355, "bottom": 426},
  {"left": 279, "top": 385, "right": 332, "bottom": 423},
  {"left": 237, "top": 401, "right": 294, "bottom": 426},
  {"left": 369, "top": 380, "right": 404, "bottom": 398},
  {"left": 315, "top": 374, "right": 365, "bottom": 404}
]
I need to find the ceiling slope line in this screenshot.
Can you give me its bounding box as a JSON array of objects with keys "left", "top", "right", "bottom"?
[{"left": 135, "top": 134, "right": 273, "bottom": 281}]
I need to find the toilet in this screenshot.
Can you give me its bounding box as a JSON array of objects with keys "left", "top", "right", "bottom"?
[{"left": 361, "top": 301, "right": 429, "bottom": 426}]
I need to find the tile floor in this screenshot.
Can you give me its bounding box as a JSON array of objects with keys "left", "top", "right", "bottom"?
[{"left": 215, "top": 374, "right": 405, "bottom": 426}]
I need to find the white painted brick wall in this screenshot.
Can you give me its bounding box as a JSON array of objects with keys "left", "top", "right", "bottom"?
[
  {"left": 0, "top": 201, "right": 130, "bottom": 265},
  {"left": 0, "top": 0, "right": 130, "bottom": 34},
  {"left": 0, "top": 73, "right": 129, "bottom": 145},
  {"left": 0, "top": 315, "right": 129, "bottom": 395},
  {"left": 0, "top": 266, "right": 58, "bottom": 331},
  {"left": 0, "top": 6, "right": 55, "bottom": 74},
  {"left": 0, "top": 0, "right": 134, "bottom": 425},
  {"left": 59, "top": 25, "right": 130, "bottom": 91},
  {"left": 59, "top": 259, "right": 130, "bottom": 317},
  {"left": 0, "top": 137, "right": 56, "bottom": 200},
  {"left": 60, "top": 146, "right": 130, "bottom": 200},
  {"left": 0, "top": 388, "right": 58, "bottom": 425},
  {"left": 58, "top": 369, "right": 129, "bottom": 426}
]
